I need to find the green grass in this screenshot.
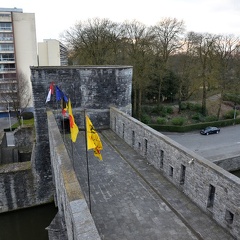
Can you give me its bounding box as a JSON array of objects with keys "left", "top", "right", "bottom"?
[{"left": 11, "top": 118, "right": 34, "bottom": 128}]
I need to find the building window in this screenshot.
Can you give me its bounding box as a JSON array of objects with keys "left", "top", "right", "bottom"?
[
  {"left": 144, "top": 139, "right": 148, "bottom": 156},
  {"left": 132, "top": 130, "right": 135, "bottom": 147},
  {"left": 0, "top": 43, "right": 14, "bottom": 51},
  {"left": 225, "top": 210, "right": 234, "bottom": 224},
  {"left": 0, "top": 22, "right": 12, "bottom": 31},
  {"left": 169, "top": 166, "right": 173, "bottom": 177},
  {"left": 160, "top": 150, "right": 164, "bottom": 169},
  {"left": 207, "top": 184, "right": 215, "bottom": 209},
  {"left": 180, "top": 164, "right": 186, "bottom": 185}
]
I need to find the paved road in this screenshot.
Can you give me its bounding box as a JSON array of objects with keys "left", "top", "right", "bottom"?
[
  {"left": 163, "top": 125, "right": 240, "bottom": 161},
  {"left": 65, "top": 130, "right": 234, "bottom": 240}
]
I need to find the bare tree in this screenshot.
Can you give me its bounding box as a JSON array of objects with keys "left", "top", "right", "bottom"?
[
  {"left": 61, "top": 18, "right": 123, "bottom": 65},
  {"left": 212, "top": 35, "right": 240, "bottom": 118},
  {"left": 0, "top": 71, "right": 31, "bottom": 125},
  {"left": 121, "top": 20, "right": 154, "bottom": 118},
  {"left": 150, "top": 17, "right": 185, "bottom": 104}
]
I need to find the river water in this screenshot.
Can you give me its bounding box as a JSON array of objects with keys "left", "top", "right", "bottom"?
[{"left": 0, "top": 203, "right": 58, "bottom": 240}]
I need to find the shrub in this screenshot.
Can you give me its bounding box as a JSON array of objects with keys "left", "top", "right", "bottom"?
[
  {"left": 151, "top": 105, "right": 164, "bottom": 114},
  {"left": 166, "top": 106, "right": 173, "bottom": 114},
  {"left": 141, "top": 114, "right": 151, "bottom": 124},
  {"left": 223, "top": 110, "right": 239, "bottom": 119},
  {"left": 223, "top": 93, "right": 240, "bottom": 104},
  {"left": 160, "top": 107, "right": 167, "bottom": 117},
  {"left": 192, "top": 113, "right": 203, "bottom": 121},
  {"left": 171, "top": 117, "right": 186, "bottom": 126},
  {"left": 180, "top": 102, "right": 187, "bottom": 110},
  {"left": 141, "top": 105, "right": 152, "bottom": 114},
  {"left": 187, "top": 102, "right": 202, "bottom": 112},
  {"left": 204, "top": 115, "right": 218, "bottom": 122},
  {"left": 156, "top": 117, "right": 166, "bottom": 125}
]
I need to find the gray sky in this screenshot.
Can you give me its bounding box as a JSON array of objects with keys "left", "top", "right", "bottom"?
[{"left": 6, "top": 0, "right": 240, "bottom": 42}]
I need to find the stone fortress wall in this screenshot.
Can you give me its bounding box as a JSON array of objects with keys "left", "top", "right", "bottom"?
[
  {"left": 110, "top": 107, "right": 240, "bottom": 239},
  {"left": 30, "top": 65, "right": 133, "bottom": 210}
]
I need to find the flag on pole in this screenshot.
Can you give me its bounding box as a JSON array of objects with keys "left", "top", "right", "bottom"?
[
  {"left": 46, "top": 82, "right": 54, "bottom": 103},
  {"left": 56, "top": 85, "right": 68, "bottom": 102},
  {"left": 68, "top": 99, "right": 79, "bottom": 142},
  {"left": 61, "top": 98, "right": 68, "bottom": 116},
  {"left": 86, "top": 115, "right": 103, "bottom": 160},
  {"left": 56, "top": 85, "right": 68, "bottom": 115}
]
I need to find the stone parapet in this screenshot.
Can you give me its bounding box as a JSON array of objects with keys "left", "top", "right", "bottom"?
[
  {"left": 47, "top": 111, "right": 100, "bottom": 240},
  {"left": 110, "top": 107, "right": 240, "bottom": 239}
]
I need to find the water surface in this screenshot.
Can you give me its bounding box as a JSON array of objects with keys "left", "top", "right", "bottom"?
[{"left": 0, "top": 203, "right": 57, "bottom": 240}]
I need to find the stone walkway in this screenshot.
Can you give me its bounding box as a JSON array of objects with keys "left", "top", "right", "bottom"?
[{"left": 65, "top": 129, "right": 234, "bottom": 240}]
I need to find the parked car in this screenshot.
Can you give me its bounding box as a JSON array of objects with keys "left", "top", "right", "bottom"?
[{"left": 200, "top": 126, "right": 220, "bottom": 135}]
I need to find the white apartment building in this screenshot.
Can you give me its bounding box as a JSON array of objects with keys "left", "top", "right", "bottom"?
[
  {"left": 38, "top": 39, "right": 68, "bottom": 66},
  {"left": 0, "top": 7, "right": 37, "bottom": 109}
]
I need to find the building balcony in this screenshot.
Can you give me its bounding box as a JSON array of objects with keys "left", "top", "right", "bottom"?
[
  {"left": 0, "top": 38, "right": 14, "bottom": 43},
  {"left": 0, "top": 89, "right": 17, "bottom": 94},
  {"left": 0, "top": 59, "right": 15, "bottom": 64},
  {"left": 0, "top": 68, "right": 16, "bottom": 73},
  {"left": 0, "top": 79, "right": 17, "bottom": 84},
  {"left": 0, "top": 27, "right": 12, "bottom": 30},
  {"left": 0, "top": 15, "right": 12, "bottom": 22},
  {"left": 0, "top": 50, "right": 14, "bottom": 53}
]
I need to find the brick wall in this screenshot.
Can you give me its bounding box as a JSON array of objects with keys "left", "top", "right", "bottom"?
[{"left": 110, "top": 107, "right": 240, "bottom": 239}]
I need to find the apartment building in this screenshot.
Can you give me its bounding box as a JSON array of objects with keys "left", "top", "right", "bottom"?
[
  {"left": 0, "top": 8, "right": 37, "bottom": 109},
  {"left": 38, "top": 39, "right": 68, "bottom": 66}
]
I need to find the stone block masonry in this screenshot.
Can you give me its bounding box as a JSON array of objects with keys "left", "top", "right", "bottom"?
[
  {"left": 47, "top": 111, "right": 100, "bottom": 240},
  {"left": 110, "top": 107, "right": 240, "bottom": 239},
  {"left": 0, "top": 159, "right": 53, "bottom": 213},
  {"left": 31, "top": 66, "right": 132, "bottom": 203}
]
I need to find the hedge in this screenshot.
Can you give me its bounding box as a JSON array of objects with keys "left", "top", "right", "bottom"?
[{"left": 148, "top": 118, "right": 240, "bottom": 132}]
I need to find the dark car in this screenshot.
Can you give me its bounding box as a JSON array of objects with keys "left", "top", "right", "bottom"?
[{"left": 200, "top": 126, "right": 220, "bottom": 135}]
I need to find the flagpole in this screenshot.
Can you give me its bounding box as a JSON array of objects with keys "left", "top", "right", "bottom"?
[
  {"left": 71, "top": 141, "right": 74, "bottom": 170},
  {"left": 84, "top": 109, "right": 92, "bottom": 213}
]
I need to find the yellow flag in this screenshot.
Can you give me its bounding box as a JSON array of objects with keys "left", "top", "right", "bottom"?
[
  {"left": 86, "top": 115, "right": 103, "bottom": 160},
  {"left": 68, "top": 99, "right": 79, "bottom": 142}
]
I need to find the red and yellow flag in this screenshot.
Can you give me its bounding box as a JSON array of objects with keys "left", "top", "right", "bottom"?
[
  {"left": 86, "top": 115, "right": 103, "bottom": 160},
  {"left": 68, "top": 99, "right": 79, "bottom": 142}
]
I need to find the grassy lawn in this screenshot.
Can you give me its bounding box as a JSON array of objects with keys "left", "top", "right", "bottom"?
[{"left": 11, "top": 118, "right": 34, "bottom": 129}]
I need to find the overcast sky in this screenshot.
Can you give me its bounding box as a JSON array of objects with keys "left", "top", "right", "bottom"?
[{"left": 6, "top": 0, "right": 240, "bottom": 42}]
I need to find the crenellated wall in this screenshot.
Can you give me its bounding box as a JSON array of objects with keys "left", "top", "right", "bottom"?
[{"left": 110, "top": 107, "right": 240, "bottom": 239}]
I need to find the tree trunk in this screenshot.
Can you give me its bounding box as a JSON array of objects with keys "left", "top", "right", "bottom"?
[
  {"left": 133, "top": 87, "right": 137, "bottom": 118},
  {"left": 137, "top": 89, "right": 142, "bottom": 120},
  {"left": 217, "top": 89, "right": 223, "bottom": 119},
  {"left": 178, "top": 81, "right": 182, "bottom": 113},
  {"left": 202, "top": 77, "right": 207, "bottom": 116},
  {"left": 157, "top": 79, "right": 162, "bottom": 104}
]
